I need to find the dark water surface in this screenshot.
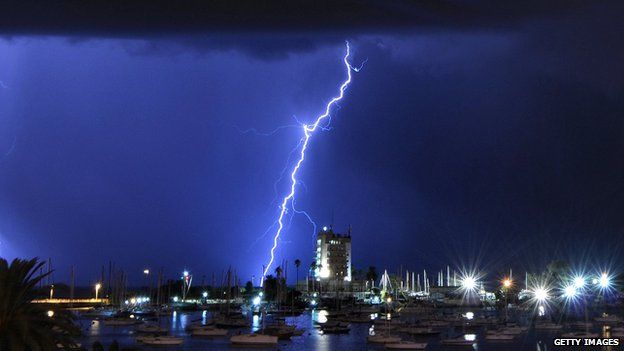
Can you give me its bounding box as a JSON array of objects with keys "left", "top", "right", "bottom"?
[{"left": 76, "top": 310, "right": 613, "bottom": 351}]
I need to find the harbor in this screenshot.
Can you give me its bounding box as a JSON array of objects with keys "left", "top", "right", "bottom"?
[
  {"left": 2, "top": 2, "right": 624, "bottom": 350},
  {"left": 37, "top": 258, "right": 623, "bottom": 350},
  {"left": 70, "top": 305, "right": 623, "bottom": 350},
  {"left": 12, "top": 233, "right": 624, "bottom": 350}
]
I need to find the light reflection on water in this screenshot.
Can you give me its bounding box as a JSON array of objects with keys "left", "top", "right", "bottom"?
[
  {"left": 251, "top": 314, "right": 260, "bottom": 332},
  {"left": 89, "top": 320, "right": 100, "bottom": 336},
  {"left": 178, "top": 312, "right": 188, "bottom": 331},
  {"left": 312, "top": 309, "right": 328, "bottom": 324}
]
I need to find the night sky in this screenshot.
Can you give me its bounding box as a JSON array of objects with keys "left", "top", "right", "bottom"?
[{"left": 1, "top": 1, "right": 623, "bottom": 285}]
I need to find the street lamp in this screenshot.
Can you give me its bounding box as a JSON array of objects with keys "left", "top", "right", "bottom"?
[
  {"left": 502, "top": 278, "right": 512, "bottom": 321},
  {"left": 143, "top": 269, "right": 151, "bottom": 304},
  {"left": 534, "top": 287, "right": 548, "bottom": 302},
  {"left": 461, "top": 275, "right": 477, "bottom": 291},
  {"left": 598, "top": 273, "right": 610, "bottom": 289},
  {"left": 563, "top": 285, "right": 577, "bottom": 299},
  {"left": 573, "top": 276, "right": 585, "bottom": 289},
  {"left": 95, "top": 283, "right": 101, "bottom": 300}
]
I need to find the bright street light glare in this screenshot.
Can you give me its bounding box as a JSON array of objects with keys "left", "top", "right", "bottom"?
[
  {"left": 563, "top": 285, "right": 577, "bottom": 298},
  {"left": 462, "top": 276, "right": 477, "bottom": 290},
  {"left": 534, "top": 287, "right": 548, "bottom": 302},
  {"left": 573, "top": 276, "right": 585, "bottom": 289}
]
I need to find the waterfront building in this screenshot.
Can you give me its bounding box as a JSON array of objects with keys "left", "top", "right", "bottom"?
[{"left": 314, "top": 226, "right": 352, "bottom": 282}]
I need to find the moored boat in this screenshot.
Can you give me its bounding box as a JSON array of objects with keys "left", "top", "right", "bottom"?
[
  {"left": 320, "top": 321, "right": 350, "bottom": 334},
  {"left": 485, "top": 332, "right": 515, "bottom": 341},
  {"left": 595, "top": 314, "right": 622, "bottom": 324},
  {"left": 230, "top": 333, "right": 278, "bottom": 346},
  {"left": 440, "top": 336, "right": 476, "bottom": 346},
  {"left": 561, "top": 331, "right": 599, "bottom": 338},
  {"left": 103, "top": 318, "right": 141, "bottom": 326},
  {"left": 568, "top": 321, "right": 593, "bottom": 330},
  {"left": 191, "top": 326, "right": 229, "bottom": 337},
  {"left": 401, "top": 327, "right": 440, "bottom": 336},
  {"left": 368, "top": 335, "right": 401, "bottom": 343},
  {"left": 385, "top": 342, "right": 428, "bottom": 350},
  {"left": 501, "top": 326, "right": 528, "bottom": 335},
  {"left": 535, "top": 322, "right": 563, "bottom": 331},
  {"left": 135, "top": 324, "right": 167, "bottom": 334},
  {"left": 138, "top": 336, "right": 184, "bottom": 345}
]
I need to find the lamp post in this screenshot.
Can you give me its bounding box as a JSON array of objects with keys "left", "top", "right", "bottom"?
[
  {"left": 502, "top": 278, "right": 512, "bottom": 321},
  {"left": 143, "top": 269, "right": 150, "bottom": 303},
  {"left": 95, "top": 283, "right": 101, "bottom": 301}
]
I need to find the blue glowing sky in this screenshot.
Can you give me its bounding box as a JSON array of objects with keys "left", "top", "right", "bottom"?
[{"left": 1, "top": 2, "right": 623, "bottom": 285}]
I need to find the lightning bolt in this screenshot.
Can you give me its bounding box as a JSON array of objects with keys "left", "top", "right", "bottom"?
[{"left": 261, "top": 41, "right": 360, "bottom": 285}]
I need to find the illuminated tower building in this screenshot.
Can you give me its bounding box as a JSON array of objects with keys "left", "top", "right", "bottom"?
[{"left": 314, "top": 226, "right": 352, "bottom": 282}]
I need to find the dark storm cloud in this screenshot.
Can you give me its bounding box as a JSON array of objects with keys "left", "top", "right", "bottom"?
[
  {"left": 122, "top": 34, "right": 340, "bottom": 61},
  {"left": 1, "top": 0, "right": 599, "bottom": 59},
  {"left": 0, "top": 0, "right": 593, "bottom": 34}
]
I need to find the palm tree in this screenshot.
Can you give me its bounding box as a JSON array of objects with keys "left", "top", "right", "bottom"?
[
  {"left": 0, "top": 258, "right": 80, "bottom": 350},
  {"left": 294, "top": 259, "right": 301, "bottom": 290}
]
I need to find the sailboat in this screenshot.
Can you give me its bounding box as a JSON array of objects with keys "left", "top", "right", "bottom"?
[
  {"left": 191, "top": 325, "right": 229, "bottom": 337},
  {"left": 213, "top": 268, "right": 248, "bottom": 328},
  {"left": 230, "top": 308, "right": 278, "bottom": 346},
  {"left": 368, "top": 297, "right": 401, "bottom": 343},
  {"left": 230, "top": 333, "right": 278, "bottom": 346},
  {"left": 135, "top": 323, "right": 167, "bottom": 334}
]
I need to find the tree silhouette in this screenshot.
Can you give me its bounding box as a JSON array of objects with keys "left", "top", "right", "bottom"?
[{"left": 0, "top": 258, "right": 81, "bottom": 350}]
